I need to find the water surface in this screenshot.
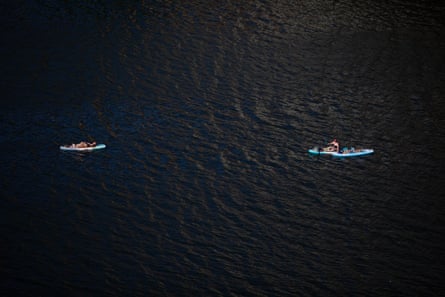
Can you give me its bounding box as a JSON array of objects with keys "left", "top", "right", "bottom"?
[{"left": 1, "top": 1, "right": 445, "bottom": 296}]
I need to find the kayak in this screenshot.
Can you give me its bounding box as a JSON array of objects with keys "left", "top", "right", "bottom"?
[
  {"left": 60, "top": 144, "right": 106, "bottom": 151},
  {"left": 308, "top": 148, "right": 374, "bottom": 157}
]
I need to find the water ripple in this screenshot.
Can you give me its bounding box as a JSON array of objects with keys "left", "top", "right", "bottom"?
[{"left": 2, "top": 1, "right": 445, "bottom": 296}]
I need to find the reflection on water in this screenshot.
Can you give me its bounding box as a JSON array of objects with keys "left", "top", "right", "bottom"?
[{"left": 1, "top": 1, "right": 444, "bottom": 296}]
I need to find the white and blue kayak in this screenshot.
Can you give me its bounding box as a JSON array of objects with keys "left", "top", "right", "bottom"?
[
  {"left": 308, "top": 148, "right": 373, "bottom": 157},
  {"left": 60, "top": 144, "right": 106, "bottom": 151}
]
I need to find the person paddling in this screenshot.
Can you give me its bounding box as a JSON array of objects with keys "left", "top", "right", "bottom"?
[
  {"left": 67, "top": 141, "right": 96, "bottom": 148},
  {"left": 327, "top": 139, "right": 339, "bottom": 153}
]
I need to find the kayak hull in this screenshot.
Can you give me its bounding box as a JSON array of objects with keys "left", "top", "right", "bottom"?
[
  {"left": 60, "top": 144, "right": 106, "bottom": 151},
  {"left": 308, "top": 148, "right": 373, "bottom": 157}
]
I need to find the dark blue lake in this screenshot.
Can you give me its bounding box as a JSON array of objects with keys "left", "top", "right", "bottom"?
[{"left": 1, "top": 1, "right": 444, "bottom": 296}]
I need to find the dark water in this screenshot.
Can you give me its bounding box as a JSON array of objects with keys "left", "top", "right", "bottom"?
[{"left": 1, "top": 1, "right": 445, "bottom": 296}]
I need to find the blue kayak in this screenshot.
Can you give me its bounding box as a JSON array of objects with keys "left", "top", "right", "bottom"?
[{"left": 308, "top": 148, "right": 374, "bottom": 157}]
